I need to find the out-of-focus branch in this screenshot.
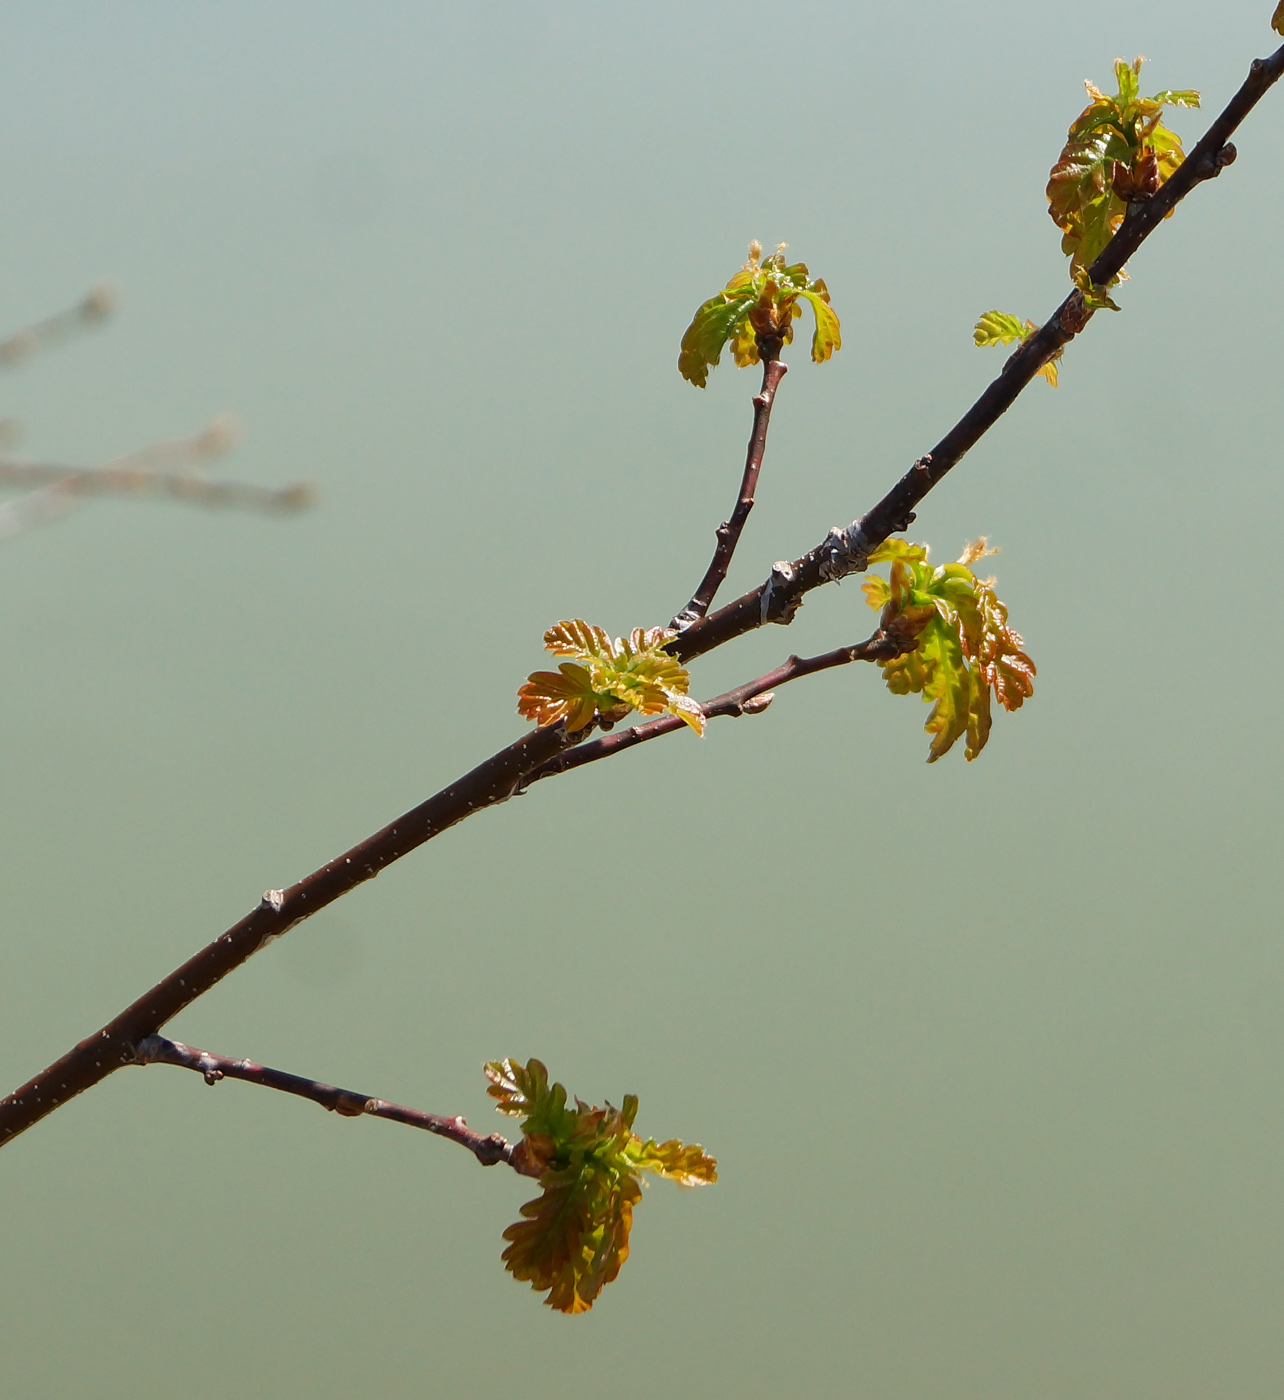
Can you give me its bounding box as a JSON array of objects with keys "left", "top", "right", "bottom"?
[
  {"left": 135, "top": 1036, "right": 538, "bottom": 1176},
  {"left": 0, "top": 284, "right": 115, "bottom": 368},
  {"left": 0, "top": 417, "right": 315, "bottom": 540}
]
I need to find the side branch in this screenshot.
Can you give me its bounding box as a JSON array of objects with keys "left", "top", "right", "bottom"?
[
  {"left": 669, "top": 40, "right": 1284, "bottom": 667},
  {"left": 671, "top": 343, "right": 787, "bottom": 629},
  {"left": 4, "top": 42, "right": 1280, "bottom": 1156},
  {"left": 135, "top": 1036, "right": 538, "bottom": 1175},
  {"left": 524, "top": 626, "right": 913, "bottom": 787},
  {"left": 0, "top": 723, "right": 579, "bottom": 1149}
]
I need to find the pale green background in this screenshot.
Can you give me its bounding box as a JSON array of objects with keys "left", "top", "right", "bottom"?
[{"left": 1, "top": 3, "right": 1282, "bottom": 1397}]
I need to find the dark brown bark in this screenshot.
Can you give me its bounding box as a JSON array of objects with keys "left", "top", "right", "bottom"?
[
  {"left": 2, "top": 40, "right": 1280, "bottom": 1153},
  {"left": 670, "top": 42, "right": 1284, "bottom": 667},
  {"left": 524, "top": 628, "right": 914, "bottom": 787},
  {"left": 135, "top": 1036, "right": 540, "bottom": 1175},
  {"left": 672, "top": 344, "right": 787, "bottom": 628},
  {"left": 0, "top": 724, "right": 574, "bottom": 1147}
]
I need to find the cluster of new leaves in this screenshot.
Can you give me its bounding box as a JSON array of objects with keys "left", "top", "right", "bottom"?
[
  {"left": 678, "top": 240, "right": 841, "bottom": 388},
  {"left": 518, "top": 620, "right": 704, "bottom": 736},
  {"left": 1047, "top": 58, "right": 1199, "bottom": 273},
  {"left": 861, "top": 539, "right": 1035, "bottom": 763},
  {"left": 485, "top": 1058, "right": 717, "bottom": 1314},
  {"left": 973, "top": 311, "right": 1062, "bottom": 386}
]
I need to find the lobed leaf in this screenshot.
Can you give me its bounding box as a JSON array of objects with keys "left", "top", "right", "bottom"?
[
  {"left": 629, "top": 1136, "right": 719, "bottom": 1186},
  {"left": 973, "top": 310, "right": 1061, "bottom": 386},
  {"left": 678, "top": 289, "right": 758, "bottom": 387},
  {"left": 516, "top": 664, "right": 606, "bottom": 733},
  {"left": 488, "top": 1059, "right": 717, "bottom": 1313},
  {"left": 972, "top": 310, "right": 1028, "bottom": 347},
  {"left": 1046, "top": 58, "right": 1198, "bottom": 273},
  {"left": 519, "top": 620, "right": 705, "bottom": 736},
  {"left": 863, "top": 538, "right": 1035, "bottom": 762},
  {"left": 678, "top": 242, "right": 841, "bottom": 386}
]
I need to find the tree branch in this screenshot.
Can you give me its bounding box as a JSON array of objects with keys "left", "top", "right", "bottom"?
[
  {"left": 0, "top": 284, "right": 114, "bottom": 369},
  {"left": 0, "top": 723, "right": 580, "bottom": 1148},
  {"left": 668, "top": 40, "right": 1284, "bottom": 667},
  {"left": 134, "top": 1036, "right": 538, "bottom": 1175},
  {"left": 523, "top": 626, "right": 914, "bottom": 787},
  {"left": 0, "top": 419, "right": 314, "bottom": 540},
  {"left": 3, "top": 41, "right": 1280, "bottom": 1152},
  {"left": 671, "top": 341, "right": 787, "bottom": 629}
]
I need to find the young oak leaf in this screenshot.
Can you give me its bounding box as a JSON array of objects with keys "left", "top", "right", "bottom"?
[
  {"left": 862, "top": 538, "right": 1035, "bottom": 762},
  {"left": 627, "top": 1136, "right": 719, "bottom": 1187},
  {"left": 1047, "top": 57, "right": 1198, "bottom": 274},
  {"left": 973, "top": 310, "right": 1061, "bottom": 386},
  {"left": 678, "top": 240, "right": 841, "bottom": 387},
  {"left": 484, "top": 1059, "right": 716, "bottom": 1314},
  {"left": 518, "top": 621, "right": 704, "bottom": 735},
  {"left": 1274, "top": 1, "right": 1284, "bottom": 37}
]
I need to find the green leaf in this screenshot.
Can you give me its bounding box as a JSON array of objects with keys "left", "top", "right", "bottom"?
[
  {"left": 678, "top": 289, "right": 757, "bottom": 387},
  {"left": 863, "top": 538, "right": 1035, "bottom": 762},
  {"left": 973, "top": 311, "right": 1060, "bottom": 385},
  {"left": 1072, "top": 265, "right": 1122, "bottom": 313},
  {"left": 519, "top": 620, "right": 705, "bottom": 735},
  {"left": 488, "top": 1059, "right": 716, "bottom": 1313},
  {"left": 797, "top": 285, "right": 841, "bottom": 364},
  {"left": 972, "top": 310, "right": 1028, "bottom": 347},
  {"left": 628, "top": 1136, "right": 719, "bottom": 1186},
  {"left": 678, "top": 242, "right": 841, "bottom": 386},
  {"left": 1046, "top": 58, "right": 1198, "bottom": 273}
]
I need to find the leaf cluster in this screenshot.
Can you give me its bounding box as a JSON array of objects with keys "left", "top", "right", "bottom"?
[
  {"left": 973, "top": 311, "right": 1062, "bottom": 386},
  {"left": 485, "top": 1058, "right": 717, "bottom": 1313},
  {"left": 678, "top": 240, "right": 841, "bottom": 387},
  {"left": 1046, "top": 58, "right": 1198, "bottom": 272},
  {"left": 517, "top": 620, "right": 705, "bottom": 735},
  {"left": 861, "top": 539, "right": 1035, "bottom": 763}
]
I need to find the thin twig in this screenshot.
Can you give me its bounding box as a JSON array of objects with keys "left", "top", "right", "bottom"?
[
  {"left": 668, "top": 40, "right": 1284, "bottom": 666},
  {"left": 2, "top": 44, "right": 1280, "bottom": 1150},
  {"left": 671, "top": 342, "right": 787, "bottom": 629},
  {"left": 135, "top": 1036, "right": 537, "bottom": 1175},
  {"left": 523, "top": 627, "right": 913, "bottom": 787}
]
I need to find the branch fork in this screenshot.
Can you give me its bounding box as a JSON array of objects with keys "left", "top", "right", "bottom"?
[{"left": 3, "top": 41, "right": 1282, "bottom": 1151}]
